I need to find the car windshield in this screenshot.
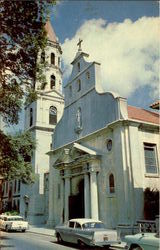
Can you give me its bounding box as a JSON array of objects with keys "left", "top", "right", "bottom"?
[{"left": 82, "top": 222, "right": 105, "bottom": 229}]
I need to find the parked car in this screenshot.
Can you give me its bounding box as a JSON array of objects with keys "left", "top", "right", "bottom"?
[
  {"left": 55, "top": 218, "right": 121, "bottom": 248},
  {"left": 124, "top": 232, "right": 160, "bottom": 250},
  {"left": 0, "top": 215, "right": 28, "bottom": 232}
]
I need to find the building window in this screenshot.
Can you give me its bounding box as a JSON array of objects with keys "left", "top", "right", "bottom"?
[
  {"left": 86, "top": 71, "right": 90, "bottom": 79},
  {"left": 77, "top": 62, "right": 80, "bottom": 72},
  {"left": 49, "top": 106, "right": 57, "bottom": 125},
  {"left": 69, "top": 85, "right": 72, "bottom": 97},
  {"left": 106, "top": 139, "right": 112, "bottom": 151},
  {"left": 58, "top": 183, "right": 60, "bottom": 199},
  {"left": 41, "top": 51, "right": 45, "bottom": 63},
  {"left": 50, "top": 75, "right": 56, "bottom": 89},
  {"left": 109, "top": 173, "right": 115, "bottom": 193},
  {"left": 30, "top": 108, "right": 33, "bottom": 126},
  {"left": 18, "top": 180, "right": 21, "bottom": 192},
  {"left": 14, "top": 180, "right": 17, "bottom": 193},
  {"left": 17, "top": 199, "right": 20, "bottom": 212},
  {"left": 58, "top": 57, "right": 60, "bottom": 66},
  {"left": 77, "top": 79, "right": 81, "bottom": 92},
  {"left": 6, "top": 182, "right": 8, "bottom": 194},
  {"left": 144, "top": 143, "right": 158, "bottom": 174},
  {"left": 51, "top": 53, "right": 55, "bottom": 65}
]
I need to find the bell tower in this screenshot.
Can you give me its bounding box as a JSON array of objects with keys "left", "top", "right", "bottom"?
[
  {"left": 35, "top": 21, "right": 62, "bottom": 93},
  {"left": 22, "top": 21, "right": 64, "bottom": 224}
]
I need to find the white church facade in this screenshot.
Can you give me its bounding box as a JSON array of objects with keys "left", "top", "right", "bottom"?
[{"left": 47, "top": 42, "right": 159, "bottom": 228}]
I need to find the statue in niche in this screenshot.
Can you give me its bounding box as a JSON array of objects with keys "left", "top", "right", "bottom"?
[{"left": 75, "top": 107, "right": 82, "bottom": 133}]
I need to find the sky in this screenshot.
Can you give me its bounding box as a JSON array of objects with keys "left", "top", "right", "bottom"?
[
  {"left": 50, "top": 0, "right": 159, "bottom": 108},
  {"left": 6, "top": 0, "right": 159, "bottom": 133}
]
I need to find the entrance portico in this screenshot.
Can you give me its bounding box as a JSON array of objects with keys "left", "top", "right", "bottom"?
[{"left": 54, "top": 143, "right": 101, "bottom": 222}]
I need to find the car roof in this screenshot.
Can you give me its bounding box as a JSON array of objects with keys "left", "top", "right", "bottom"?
[
  {"left": 69, "top": 218, "right": 102, "bottom": 225},
  {"left": 1, "top": 215, "right": 23, "bottom": 218}
]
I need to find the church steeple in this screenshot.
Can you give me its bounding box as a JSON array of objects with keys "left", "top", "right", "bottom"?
[
  {"left": 45, "top": 20, "right": 57, "bottom": 43},
  {"left": 35, "top": 21, "right": 62, "bottom": 93}
]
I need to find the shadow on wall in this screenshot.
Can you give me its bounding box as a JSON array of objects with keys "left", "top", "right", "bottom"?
[{"left": 143, "top": 187, "right": 159, "bottom": 220}]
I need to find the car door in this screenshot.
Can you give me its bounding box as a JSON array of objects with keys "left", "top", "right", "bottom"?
[
  {"left": 62, "top": 221, "right": 75, "bottom": 243},
  {"left": 73, "top": 222, "right": 83, "bottom": 243},
  {"left": 65, "top": 221, "right": 75, "bottom": 243}
]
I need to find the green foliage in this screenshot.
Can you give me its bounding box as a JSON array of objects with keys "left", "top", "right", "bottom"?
[
  {"left": 0, "top": 0, "right": 56, "bottom": 182},
  {"left": 4, "top": 211, "right": 19, "bottom": 216},
  {"left": 0, "top": 0, "right": 56, "bottom": 124},
  {"left": 0, "top": 131, "right": 36, "bottom": 184}
]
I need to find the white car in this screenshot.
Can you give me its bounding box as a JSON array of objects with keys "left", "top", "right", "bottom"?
[
  {"left": 55, "top": 218, "right": 121, "bottom": 248},
  {"left": 124, "top": 232, "right": 160, "bottom": 250},
  {"left": 0, "top": 215, "right": 28, "bottom": 232}
]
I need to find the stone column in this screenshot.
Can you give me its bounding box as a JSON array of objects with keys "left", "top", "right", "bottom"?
[
  {"left": 84, "top": 173, "right": 90, "bottom": 218},
  {"left": 64, "top": 177, "right": 70, "bottom": 221},
  {"left": 60, "top": 178, "right": 64, "bottom": 223},
  {"left": 90, "top": 171, "right": 99, "bottom": 220}
]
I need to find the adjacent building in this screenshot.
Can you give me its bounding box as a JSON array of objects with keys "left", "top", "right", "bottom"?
[{"left": 47, "top": 43, "right": 159, "bottom": 228}]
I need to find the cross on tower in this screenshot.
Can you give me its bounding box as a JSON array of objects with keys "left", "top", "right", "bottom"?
[{"left": 77, "top": 38, "right": 83, "bottom": 51}]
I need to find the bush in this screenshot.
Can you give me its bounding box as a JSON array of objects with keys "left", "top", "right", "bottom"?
[{"left": 5, "top": 210, "right": 19, "bottom": 216}]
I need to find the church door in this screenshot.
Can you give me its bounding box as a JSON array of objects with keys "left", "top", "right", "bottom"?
[{"left": 69, "top": 179, "right": 84, "bottom": 219}]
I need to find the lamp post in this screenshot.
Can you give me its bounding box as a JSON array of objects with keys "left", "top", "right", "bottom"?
[{"left": 23, "top": 195, "right": 29, "bottom": 220}]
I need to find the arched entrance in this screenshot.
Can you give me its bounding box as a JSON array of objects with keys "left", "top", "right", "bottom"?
[{"left": 69, "top": 179, "right": 84, "bottom": 219}]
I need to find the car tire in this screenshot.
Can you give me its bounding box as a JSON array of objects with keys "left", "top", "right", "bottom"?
[
  {"left": 57, "top": 233, "right": 63, "bottom": 244},
  {"left": 130, "top": 246, "right": 142, "bottom": 250},
  {"left": 5, "top": 225, "right": 10, "bottom": 232},
  {"left": 22, "top": 229, "right": 26, "bottom": 232},
  {"left": 78, "top": 240, "right": 86, "bottom": 249}
]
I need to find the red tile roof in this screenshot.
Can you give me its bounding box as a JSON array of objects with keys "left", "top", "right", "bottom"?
[
  {"left": 128, "top": 105, "right": 159, "bottom": 125},
  {"left": 45, "top": 21, "right": 57, "bottom": 43}
]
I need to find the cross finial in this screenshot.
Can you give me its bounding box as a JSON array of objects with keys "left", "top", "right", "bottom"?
[{"left": 77, "top": 38, "right": 83, "bottom": 51}]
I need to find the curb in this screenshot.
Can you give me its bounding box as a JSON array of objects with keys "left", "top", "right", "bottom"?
[{"left": 27, "top": 230, "right": 56, "bottom": 237}]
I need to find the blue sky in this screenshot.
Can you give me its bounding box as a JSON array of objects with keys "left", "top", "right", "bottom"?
[
  {"left": 6, "top": 1, "right": 159, "bottom": 133},
  {"left": 52, "top": 1, "right": 158, "bottom": 43},
  {"left": 50, "top": 0, "right": 159, "bottom": 109}
]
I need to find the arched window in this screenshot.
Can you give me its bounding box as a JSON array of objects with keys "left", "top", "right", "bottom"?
[
  {"left": 69, "top": 85, "right": 72, "bottom": 97},
  {"left": 51, "top": 53, "right": 55, "bottom": 65},
  {"left": 49, "top": 106, "right": 57, "bottom": 125},
  {"left": 58, "top": 57, "right": 60, "bottom": 66},
  {"left": 30, "top": 108, "right": 33, "bottom": 126},
  {"left": 41, "top": 51, "right": 45, "bottom": 63},
  {"left": 86, "top": 71, "right": 90, "bottom": 79},
  {"left": 109, "top": 173, "right": 115, "bottom": 193},
  {"left": 50, "top": 75, "right": 56, "bottom": 89},
  {"left": 77, "top": 62, "right": 80, "bottom": 72}
]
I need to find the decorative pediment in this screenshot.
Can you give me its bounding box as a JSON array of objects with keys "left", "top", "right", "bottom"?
[
  {"left": 54, "top": 148, "right": 71, "bottom": 166},
  {"left": 53, "top": 143, "right": 99, "bottom": 169}
]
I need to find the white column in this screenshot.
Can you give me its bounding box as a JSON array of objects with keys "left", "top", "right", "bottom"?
[
  {"left": 47, "top": 167, "right": 55, "bottom": 226},
  {"left": 60, "top": 178, "right": 64, "bottom": 223},
  {"left": 64, "top": 177, "right": 70, "bottom": 221},
  {"left": 84, "top": 173, "right": 90, "bottom": 218},
  {"left": 90, "top": 171, "right": 99, "bottom": 220}
]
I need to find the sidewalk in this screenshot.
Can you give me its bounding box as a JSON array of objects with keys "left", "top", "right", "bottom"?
[
  {"left": 27, "top": 224, "right": 55, "bottom": 237},
  {"left": 27, "top": 224, "right": 126, "bottom": 249}
]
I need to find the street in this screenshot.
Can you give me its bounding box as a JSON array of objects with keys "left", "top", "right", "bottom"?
[{"left": 0, "top": 231, "right": 124, "bottom": 250}]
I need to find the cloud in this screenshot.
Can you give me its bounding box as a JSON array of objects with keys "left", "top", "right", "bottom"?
[{"left": 62, "top": 17, "right": 159, "bottom": 98}]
